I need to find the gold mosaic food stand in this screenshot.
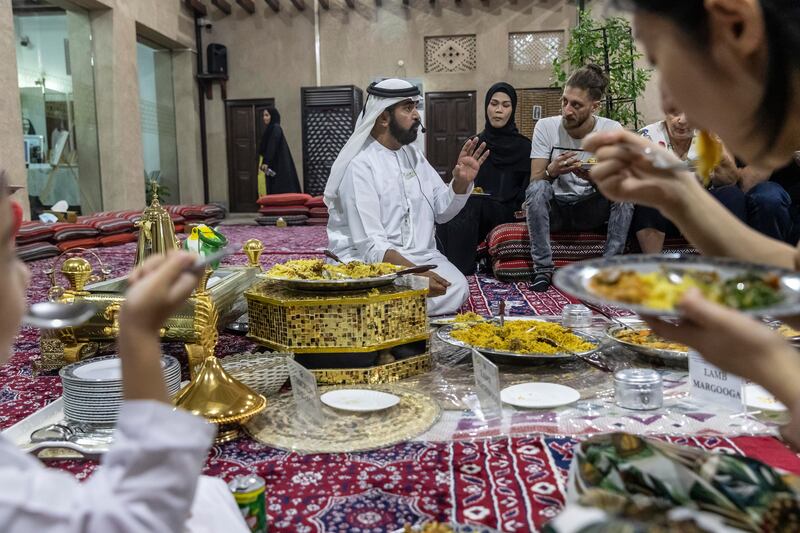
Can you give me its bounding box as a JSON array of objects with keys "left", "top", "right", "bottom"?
[{"left": 244, "top": 275, "right": 432, "bottom": 384}]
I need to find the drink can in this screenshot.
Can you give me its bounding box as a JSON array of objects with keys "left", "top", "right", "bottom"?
[{"left": 229, "top": 474, "right": 267, "bottom": 533}]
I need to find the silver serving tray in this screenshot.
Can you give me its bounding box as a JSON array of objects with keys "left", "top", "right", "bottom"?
[
  {"left": 436, "top": 319, "right": 600, "bottom": 363},
  {"left": 605, "top": 324, "right": 689, "bottom": 365},
  {"left": 554, "top": 253, "right": 800, "bottom": 318}
]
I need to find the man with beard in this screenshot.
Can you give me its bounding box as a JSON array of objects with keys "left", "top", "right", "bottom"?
[
  {"left": 525, "top": 64, "right": 633, "bottom": 292},
  {"left": 325, "top": 79, "right": 489, "bottom": 315}
]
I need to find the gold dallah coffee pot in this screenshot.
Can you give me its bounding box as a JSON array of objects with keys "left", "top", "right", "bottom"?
[{"left": 135, "top": 182, "right": 180, "bottom": 265}]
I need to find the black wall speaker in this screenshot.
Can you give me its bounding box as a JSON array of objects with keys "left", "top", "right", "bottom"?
[{"left": 207, "top": 43, "right": 227, "bottom": 76}]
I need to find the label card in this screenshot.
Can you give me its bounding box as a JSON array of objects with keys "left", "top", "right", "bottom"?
[
  {"left": 288, "top": 359, "right": 325, "bottom": 426},
  {"left": 472, "top": 349, "right": 502, "bottom": 419},
  {"left": 688, "top": 350, "right": 744, "bottom": 412}
]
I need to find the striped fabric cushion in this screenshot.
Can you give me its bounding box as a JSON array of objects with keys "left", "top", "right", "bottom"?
[
  {"left": 87, "top": 217, "right": 135, "bottom": 235},
  {"left": 256, "top": 193, "right": 312, "bottom": 207},
  {"left": 56, "top": 237, "right": 101, "bottom": 252},
  {"left": 52, "top": 223, "right": 100, "bottom": 242},
  {"left": 308, "top": 207, "right": 329, "bottom": 218},
  {"left": 99, "top": 233, "right": 138, "bottom": 247},
  {"left": 16, "top": 222, "right": 55, "bottom": 244},
  {"left": 305, "top": 196, "right": 326, "bottom": 208},
  {"left": 16, "top": 241, "right": 59, "bottom": 262}
]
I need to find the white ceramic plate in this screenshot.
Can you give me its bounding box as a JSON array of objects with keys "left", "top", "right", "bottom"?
[
  {"left": 320, "top": 389, "right": 400, "bottom": 413},
  {"left": 744, "top": 384, "right": 787, "bottom": 412},
  {"left": 500, "top": 383, "right": 581, "bottom": 409}
]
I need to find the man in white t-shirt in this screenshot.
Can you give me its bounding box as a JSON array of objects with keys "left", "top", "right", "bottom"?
[{"left": 525, "top": 65, "right": 633, "bottom": 291}]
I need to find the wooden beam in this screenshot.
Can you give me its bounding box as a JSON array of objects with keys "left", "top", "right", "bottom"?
[
  {"left": 344, "top": 0, "right": 355, "bottom": 7},
  {"left": 264, "top": 0, "right": 280, "bottom": 11},
  {"left": 289, "top": 0, "right": 305, "bottom": 10},
  {"left": 236, "top": 0, "right": 255, "bottom": 13},
  {"left": 183, "top": 0, "right": 208, "bottom": 16},
  {"left": 211, "top": 0, "right": 232, "bottom": 13},
  {"left": 318, "top": 0, "right": 329, "bottom": 9}
]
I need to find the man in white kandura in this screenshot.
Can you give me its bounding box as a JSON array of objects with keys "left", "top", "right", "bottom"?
[{"left": 325, "top": 78, "right": 489, "bottom": 316}]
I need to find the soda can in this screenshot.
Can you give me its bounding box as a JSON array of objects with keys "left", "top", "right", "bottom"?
[{"left": 229, "top": 474, "right": 267, "bottom": 533}]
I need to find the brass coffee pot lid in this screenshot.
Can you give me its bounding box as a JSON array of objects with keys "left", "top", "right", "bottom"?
[{"left": 174, "top": 355, "right": 267, "bottom": 425}]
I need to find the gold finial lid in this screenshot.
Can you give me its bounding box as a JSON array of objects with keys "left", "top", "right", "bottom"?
[
  {"left": 243, "top": 239, "right": 264, "bottom": 269},
  {"left": 61, "top": 257, "right": 93, "bottom": 293},
  {"left": 174, "top": 356, "right": 267, "bottom": 425},
  {"left": 276, "top": 217, "right": 287, "bottom": 228}
]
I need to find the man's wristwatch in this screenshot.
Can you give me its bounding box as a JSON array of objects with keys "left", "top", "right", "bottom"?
[{"left": 544, "top": 167, "right": 553, "bottom": 180}]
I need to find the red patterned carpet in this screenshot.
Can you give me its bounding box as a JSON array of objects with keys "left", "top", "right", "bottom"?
[{"left": 4, "top": 225, "right": 800, "bottom": 532}]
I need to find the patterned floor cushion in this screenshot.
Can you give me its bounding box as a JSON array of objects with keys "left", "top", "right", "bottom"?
[
  {"left": 255, "top": 215, "right": 308, "bottom": 226},
  {"left": 258, "top": 205, "right": 311, "bottom": 217},
  {"left": 487, "top": 222, "right": 697, "bottom": 281},
  {"left": 306, "top": 218, "right": 329, "bottom": 226}
]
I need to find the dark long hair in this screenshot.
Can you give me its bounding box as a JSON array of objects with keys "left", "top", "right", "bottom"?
[{"left": 617, "top": 0, "right": 800, "bottom": 150}]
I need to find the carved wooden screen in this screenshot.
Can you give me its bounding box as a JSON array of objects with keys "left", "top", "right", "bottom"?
[{"left": 301, "top": 85, "right": 364, "bottom": 196}]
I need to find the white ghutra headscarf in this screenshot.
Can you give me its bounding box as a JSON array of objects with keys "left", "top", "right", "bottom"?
[{"left": 323, "top": 79, "right": 421, "bottom": 203}]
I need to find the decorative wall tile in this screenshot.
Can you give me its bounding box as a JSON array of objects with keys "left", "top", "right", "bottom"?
[
  {"left": 424, "top": 35, "right": 477, "bottom": 74},
  {"left": 509, "top": 31, "right": 564, "bottom": 71}
]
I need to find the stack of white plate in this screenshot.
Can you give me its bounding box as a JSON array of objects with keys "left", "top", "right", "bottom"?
[{"left": 59, "top": 355, "right": 181, "bottom": 426}]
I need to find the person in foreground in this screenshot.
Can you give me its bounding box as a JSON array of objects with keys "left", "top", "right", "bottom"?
[
  {"left": 325, "top": 78, "right": 488, "bottom": 315},
  {"left": 0, "top": 178, "right": 248, "bottom": 531},
  {"left": 436, "top": 82, "right": 531, "bottom": 275},
  {"left": 526, "top": 64, "right": 633, "bottom": 292},
  {"left": 585, "top": 0, "right": 800, "bottom": 447}
]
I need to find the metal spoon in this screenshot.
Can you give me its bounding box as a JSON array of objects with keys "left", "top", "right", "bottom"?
[
  {"left": 22, "top": 301, "right": 97, "bottom": 329},
  {"left": 394, "top": 264, "right": 437, "bottom": 276},
  {"left": 324, "top": 249, "right": 347, "bottom": 266},
  {"left": 535, "top": 335, "right": 613, "bottom": 373},
  {"left": 579, "top": 299, "right": 635, "bottom": 332}
]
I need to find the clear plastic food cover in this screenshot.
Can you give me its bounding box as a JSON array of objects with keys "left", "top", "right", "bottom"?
[{"left": 403, "top": 315, "right": 786, "bottom": 442}]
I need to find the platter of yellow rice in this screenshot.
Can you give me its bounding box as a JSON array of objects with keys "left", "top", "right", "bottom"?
[
  {"left": 437, "top": 318, "right": 599, "bottom": 363},
  {"left": 264, "top": 259, "right": 403, "bottom": 291}
]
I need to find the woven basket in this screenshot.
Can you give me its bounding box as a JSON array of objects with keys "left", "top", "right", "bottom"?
[{"left": 220, "top": 352, "right": 294, "bottom": 397}]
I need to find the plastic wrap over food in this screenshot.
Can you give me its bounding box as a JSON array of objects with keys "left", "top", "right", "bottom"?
[{"left": 407, "top": 315, "right": 785, "bottom": 442}]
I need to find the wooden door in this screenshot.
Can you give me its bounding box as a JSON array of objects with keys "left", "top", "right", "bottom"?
[
  {"left": 225, "top": 98, "right": 274, "bottom": 213},
  {"left": 425, "top": 91, "right": 476, "bottom": 182}
]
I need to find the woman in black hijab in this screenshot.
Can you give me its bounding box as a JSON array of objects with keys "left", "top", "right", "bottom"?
[
  {"left": 258, "top": 107, "right": 301, "bottom": 195},
  {"left": 437, "top": 82, "right": 532, "bottom": 275}
]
